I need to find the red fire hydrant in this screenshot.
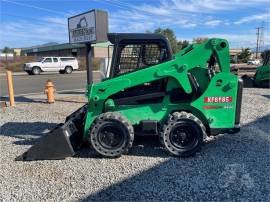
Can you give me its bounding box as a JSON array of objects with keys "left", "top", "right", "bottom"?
[{"left": 44, "top": 80, "right": 55, "bottom": 103}]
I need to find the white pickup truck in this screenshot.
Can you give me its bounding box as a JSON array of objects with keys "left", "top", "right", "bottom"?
[{"left": 23, "top": 57, "right": 79, "bottom": 75}]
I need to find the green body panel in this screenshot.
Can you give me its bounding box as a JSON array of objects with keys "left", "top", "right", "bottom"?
[
  {"left": 191, "top": 73, "right": 238, "bottom": 128},
  {"left": 83, "top": 38, "right": 238, "bottom": 139},
  {"left": 254, "top": 65, "right": 270, "bottom": 84}
]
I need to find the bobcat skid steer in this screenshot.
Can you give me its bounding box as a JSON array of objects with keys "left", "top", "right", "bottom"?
[{"left": 17, "top": 33, "right": 243, "bottom": 160}]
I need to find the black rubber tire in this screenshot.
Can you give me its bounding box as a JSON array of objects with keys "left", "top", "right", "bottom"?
[
  {"left": 65, "top": 66, "right": 73, "bottom": 74},
  {"left": 89, "top": 112, "right": 134, "bottom": 157},
  {"left": 32, "top": 67, "right": 41, "bottom": 75},
  {"left": 26, "top": 71, "right": 33, "bottom": 75},
  {"left": 254, "top": 79, "right": 270, "bottom": 88},
  {"left": 161, "top": 112, "right": 206, "bottom": 157},
  {"left": 59, "top": 70, "right": 65, "bottom": 74}
]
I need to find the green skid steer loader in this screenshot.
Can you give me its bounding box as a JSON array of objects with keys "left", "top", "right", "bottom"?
[
  {"left": 254, "top": 50, "right": 270, "bottom": 88},
  {"left": 17, "top": 33, "right": 243, "bottom": 161}
]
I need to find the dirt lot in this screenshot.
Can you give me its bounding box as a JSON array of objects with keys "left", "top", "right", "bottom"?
[{"left": 0, "top": 88, "right": 269, "bottom": 201}]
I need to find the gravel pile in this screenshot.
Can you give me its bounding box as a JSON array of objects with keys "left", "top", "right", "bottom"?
[{"left": 0, "top": 89, "right": 269, "bottom": 201}]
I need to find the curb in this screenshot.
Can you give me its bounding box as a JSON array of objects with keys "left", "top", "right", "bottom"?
[{"left": 0, "top": 89, "right": 86, "bottom": 102}]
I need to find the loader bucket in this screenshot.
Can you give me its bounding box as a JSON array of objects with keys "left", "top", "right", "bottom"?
[{"left": 16, "top": 104, "right": 88, "bottom": 161}]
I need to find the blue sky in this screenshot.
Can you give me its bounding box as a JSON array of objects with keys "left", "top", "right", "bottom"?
[{"left": 0, "top": 0, "right": 269, "bottom": 49}]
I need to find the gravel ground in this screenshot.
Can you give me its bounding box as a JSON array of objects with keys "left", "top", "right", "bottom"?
[{"left": 0, "top": 88, "right": 269, "bottom": 201}]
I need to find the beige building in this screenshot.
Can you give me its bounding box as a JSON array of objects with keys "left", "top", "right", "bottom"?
[
  {"left": 230, "top": 48, "right": 242, "bottom": 57},
  {"left": 13, "top": 48, "right": 22, "bottom": 56}
]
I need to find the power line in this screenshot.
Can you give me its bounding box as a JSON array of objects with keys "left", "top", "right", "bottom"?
[
  {"left": 94, "top": 0, "right": 158, "bottom": 14},
  {"left": 1, "top": 0, "right": 70, "bottom": 16},
  {"left": 2, "top": 12, "right": 66, "bottom": 26},
  {"left": 92, "top": 0, "right": 128, "bottom": 10},
  {"left": 106, "top": 0, "right": 134, "bottom": 9}
]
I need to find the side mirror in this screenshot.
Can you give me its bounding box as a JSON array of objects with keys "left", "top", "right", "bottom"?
[
  {"left": 99, "top": 71, "right": 106, "bottom": 80},
  {"left": 99, "top": 58, "right": 111, "bottom": 81}
]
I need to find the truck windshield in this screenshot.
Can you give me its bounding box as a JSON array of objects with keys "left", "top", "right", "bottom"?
[{"left": 37, "top": 57, "right": 45, "bottom": 62}]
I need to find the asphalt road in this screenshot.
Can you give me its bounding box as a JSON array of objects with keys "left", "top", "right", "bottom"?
[{"left": 0, "top": 71, "right": 100, "bottom": 97}]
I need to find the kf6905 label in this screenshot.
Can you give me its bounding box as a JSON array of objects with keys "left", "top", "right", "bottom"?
[{"left": 204, "top": 96, "right": 232, "bottom": 103}]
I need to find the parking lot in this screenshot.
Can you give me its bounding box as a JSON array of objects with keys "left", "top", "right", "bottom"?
[{"left": 0, "top": 87, "right": 269, "bottom": 201}]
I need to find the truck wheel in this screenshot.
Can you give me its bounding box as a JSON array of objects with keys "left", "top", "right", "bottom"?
[
  {"left": 89, "top": 112, "right": 134, "bottom": 157},
  {"left": 27, "top": 71, "right": 33, "bottom": 75},
  {"left": 161, "top": 112, "right": 206, "bottom": 157},
  {"left": 32, "top": 67, "right": 41, "bottom": 75},
  {"left": 65, "top": 66, "right": 73, "bottom": 74}
]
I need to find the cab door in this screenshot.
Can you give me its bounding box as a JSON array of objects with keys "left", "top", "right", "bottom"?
[
  {"left": 42, "top": 57, "right": 53, "bottom": 71},
  {"left": 52, "top": 57, "right": 60, "bottom": 71}
]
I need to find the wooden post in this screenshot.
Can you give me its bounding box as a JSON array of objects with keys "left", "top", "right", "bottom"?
[{"left": 6, "top": 71, "right": 15, "bottom": 106}]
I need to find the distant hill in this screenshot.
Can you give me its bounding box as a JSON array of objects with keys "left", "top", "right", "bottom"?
[
  {"left": 22, "top": 42, "right": 59, "bottom": 50},
  {"left": 38, "top": 42, "right": 59, "bottom": 47}
]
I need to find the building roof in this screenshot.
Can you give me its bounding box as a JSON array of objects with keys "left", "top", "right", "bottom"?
[{"left": 22, "top": 42, "right": 110, "bottom": 54}]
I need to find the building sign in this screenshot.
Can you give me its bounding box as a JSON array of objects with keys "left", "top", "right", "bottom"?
[{"left": 68, "top": 10, "right": 108, "bottom": 44}]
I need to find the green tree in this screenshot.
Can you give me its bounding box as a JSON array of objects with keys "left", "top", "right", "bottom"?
[
  {"left": 193, "top": 37, "right": 208, "bottom": 43},
  {"left": 2, "top": 47, "right": 13, "bottom": 54},
  {"left": 261, "top": 49, "right": 270, "bottom": 65},
  {"left": 177, "top": 40, "right": 189, "bottom": 50},
  {"left": 2, "top": 46, "right": 13, "bottom": 63},
  {"left": 154, "top": 28, "right": 179, "bottom": 53},
  {"left": 238, "top": 48, "right": 251, "bottom": 63}
]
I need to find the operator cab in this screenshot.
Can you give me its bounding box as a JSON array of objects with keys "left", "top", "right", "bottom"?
[
  {"left": 99, "top": 33, "right": 173, "bottom": 105},
  {"left": 99, "top": 33, "right": 202, "bottom": 105},
  {"left": 100, "top": 33, "right": 173, "bottom": 79}
]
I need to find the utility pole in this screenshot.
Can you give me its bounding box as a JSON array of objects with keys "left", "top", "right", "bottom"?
[
  {"left": 255, "top": 27, "right": 260, "bottom": 59},
  {"left": 255, "top": 24, "right": 264, "bottom": 59},
  {"left": 259, "top": 23, "right": 264, "bottom": 53}
]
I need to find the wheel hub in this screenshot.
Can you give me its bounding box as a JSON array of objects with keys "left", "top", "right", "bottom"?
[
  {"left": 170, "top": 125, "right": 196, "bottom": 148},
  {"left": 98, "top": 125, "right": 124, "bottom": 149}
]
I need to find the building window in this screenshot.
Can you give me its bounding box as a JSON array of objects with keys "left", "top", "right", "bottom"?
[{"left": 60, "top": 57, "right": 75, "bottom": 61}]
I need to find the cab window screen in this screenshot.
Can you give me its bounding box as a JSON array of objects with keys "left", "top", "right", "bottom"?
[{"left": 114, "top": 43, "right": 168, "bottom": 76}]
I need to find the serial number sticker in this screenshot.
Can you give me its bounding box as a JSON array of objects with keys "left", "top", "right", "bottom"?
[{"left": 204, "top": 96, "right": 232, "bottom": 103}]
